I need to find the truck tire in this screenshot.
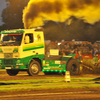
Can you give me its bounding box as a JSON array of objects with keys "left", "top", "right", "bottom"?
[
  {"left": 66, "top": 59, "right": 80, "bottom": 75},
  {"left": 6, "top": 69, "right": 19, "bottom": 76},
  {"left": 27, "top": 60, "right": 41, "bottom": 76}
]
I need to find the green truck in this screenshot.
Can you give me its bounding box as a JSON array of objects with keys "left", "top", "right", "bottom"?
[{"left": 0, "top": 28, "right": 82, "bottom": 76}]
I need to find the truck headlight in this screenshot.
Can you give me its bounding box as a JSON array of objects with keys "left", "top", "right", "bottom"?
[{"left": 17, "top": 59, "right": 21, "bottom": 63}]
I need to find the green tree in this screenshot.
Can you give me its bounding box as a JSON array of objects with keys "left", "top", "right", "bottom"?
[{"left": 1, "top": 0, "right": 29, "bottom": 30}]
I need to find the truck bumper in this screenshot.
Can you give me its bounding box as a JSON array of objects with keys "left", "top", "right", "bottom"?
[{"left": 0, "top": 59, "right": 28, "bottom": 70}]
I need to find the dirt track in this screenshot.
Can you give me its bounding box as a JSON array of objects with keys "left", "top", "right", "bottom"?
[
  {"left": 1, "top": 89, "right": 100, "bottom": 100},
  {"left": 0, "top": 71, "right": 100, "bottom": 100},
  {"left": 0, "top": 70, "right": 100, "bottom": 81}
]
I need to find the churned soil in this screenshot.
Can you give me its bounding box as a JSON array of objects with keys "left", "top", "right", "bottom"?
[
  {"left": 0, "top": 87, "right": 100, "bottom": 100},
  {"left": 0, "top": 71, "right": 100, "bottom": 100}
]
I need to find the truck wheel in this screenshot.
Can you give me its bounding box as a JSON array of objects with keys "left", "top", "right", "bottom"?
[
  {"left": 67, "top": 59, "right": 80, "bottom": 75},
  {"left": 27, "top": 60, "right": 41, "bottom": 76},
  {"left": 6, "top": 69, "right": 19, "bottom": 76}
]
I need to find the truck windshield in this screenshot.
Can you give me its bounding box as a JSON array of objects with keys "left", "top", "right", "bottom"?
[{"left": 0, "top": 33, "right": 23, "bottom": 46}]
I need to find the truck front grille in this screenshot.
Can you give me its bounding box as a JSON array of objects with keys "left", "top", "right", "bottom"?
[{"left": 4, "top": 59, "right": 14, "bottom": 65}]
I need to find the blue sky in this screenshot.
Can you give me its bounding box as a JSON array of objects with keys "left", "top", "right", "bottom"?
[{"left": 0, "top": 0, "right": 7, "bottom": 26}]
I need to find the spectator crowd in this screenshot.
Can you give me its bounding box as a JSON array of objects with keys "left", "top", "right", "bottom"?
[{"left": 45, "top": 40, "right": 100, "bottom": 60}]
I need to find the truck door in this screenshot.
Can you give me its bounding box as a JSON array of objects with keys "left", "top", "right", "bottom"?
[
  {"left": 22, "top": 32, "right": 44, "bottom": 58},
  {"left": 22, "top": 33, "right": 35, "bottom": 58}
]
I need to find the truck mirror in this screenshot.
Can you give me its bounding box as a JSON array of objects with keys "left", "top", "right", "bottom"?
[{"left": 25, "top": 35, "right": 30, "bottom": 44}]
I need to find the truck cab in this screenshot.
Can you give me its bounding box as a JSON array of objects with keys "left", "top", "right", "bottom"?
[{"left": 0, "top": 28, "right": 45, "bottom": 75}]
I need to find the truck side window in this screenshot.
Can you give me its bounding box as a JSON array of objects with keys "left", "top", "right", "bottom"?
[{"left": 25, "top": 33, "right": 34, "bottom": 43}]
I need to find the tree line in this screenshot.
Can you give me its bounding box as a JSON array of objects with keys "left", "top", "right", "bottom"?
[{"left": 0, "top": 0, "right": 100, "bottom": 43}]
